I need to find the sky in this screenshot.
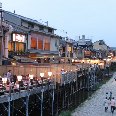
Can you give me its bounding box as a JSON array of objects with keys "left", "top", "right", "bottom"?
[{"left": 0, "top": 0, "right": 116, "bottom": 47}]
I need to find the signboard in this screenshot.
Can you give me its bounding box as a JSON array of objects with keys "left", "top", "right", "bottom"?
[{"left": 13, "top": 33, "right": 25, "bottom": 42}]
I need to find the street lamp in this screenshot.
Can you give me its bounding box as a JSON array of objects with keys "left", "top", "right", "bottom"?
[
  {"left": 2, "top": 77, "right": 7, "bottom": 86},
  {"left": 40, "top": 73, "right": 44, "bottom": 116},
  {"left": 47, "top": 72, "right": 52, "bottom": 91},
  {"left": 2, "top": 75, "right": 12, "bottom": 116},
  {"left": 29, "top": 74, "right": 33, "bottom": 86},
  {"left": 29, "top": 74, "right": 33, "bottom": 79},
  {"left": 40, "top": 73, "right": 44, "bottom": 78},
  {"left": 48, "top": 71, "right": 55, "bottom": 116},
  {"left": 40, "top": 73, "right": 44, "bottom": 87},
  {"left": 17, "top": 75, "right": 22, "bottom": 91},
  {"left": 48, "top": 72, "right": 52, "bottom": 79},
  {"left": 17, "top": 75, "right": 22, "bottom": 81}
]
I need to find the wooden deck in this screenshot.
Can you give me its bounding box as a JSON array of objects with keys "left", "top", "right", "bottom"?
[{"left": 0, "top": 85, "right": 53, "bottom": 103}]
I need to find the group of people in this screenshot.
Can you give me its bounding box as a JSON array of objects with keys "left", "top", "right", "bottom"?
[{"left": 104, "top": 92, "right": 116, "bottom": 114}]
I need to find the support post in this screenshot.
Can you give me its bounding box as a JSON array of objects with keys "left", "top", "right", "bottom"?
[
  {"left": 8, "top": 85, "right": 11, "bottom": 116},
  {"left": 0, "top": 7, "right": 3, "bottom": 65},
  {"left": 8, "top": 101, "right": 11, "bottom": 116},
  {"left": 41, "top": 89, "right": 44, "bottom": 116},
  {"left": 26, "top": 95, "right": 29, "bottom": 116},
  {"left": 52, "top": 84, "right": 54, "bottom": 116},
  {"left": 26, "top": 83, "right": 29, "bottom": 116}
]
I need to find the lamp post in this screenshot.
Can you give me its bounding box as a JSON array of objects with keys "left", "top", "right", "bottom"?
[
  {"left": 2, "top": 76, "right": 11, "bottom": 116},
  {"left": 40, "top": 73, "right": 44, "bottom": 116},
  {"left": 25, "top": 75, "right": 33, "bottom": 116},
  {"left": 2, "top": 77, "right": 7, "bottom": 95},
  {"left": 48, "top": 72, "right": 54, "bottom": 116},
  {"left": 48, "top": 72, "right": 55, "bottom": 116},
  {"left": 48, "top": 72, "right": 52, "bottom": 90},
  {"left": 48, "top": 72, "right": 52, "bottom": 82},
  {"left": 17, "top": 75, "right": 22, "bottom": 91},
  {"left": 40, "top": 73, "right": 44, "bottom": 88},
  {"left": 2, "top": 77, "right": 7, "bottom": 86},
  {"left": 48, "top": 72, "right": 52, "bottom": 79},
  {"left": 29, "top": 74, "right": 33, "bottom": 86}
]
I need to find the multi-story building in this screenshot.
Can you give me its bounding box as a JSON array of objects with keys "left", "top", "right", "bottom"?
[
  {"left": 77, "top": 35, "right": 93, "bottom": 59},
  {"left": 59, "top": 36, "right": 76, "bottom": 63},
  {"left": 93, "top": 40, "right": 110, "bottom": 59},
  {"left": 1, "top": 10, "right": 60, "bottom": 63}
]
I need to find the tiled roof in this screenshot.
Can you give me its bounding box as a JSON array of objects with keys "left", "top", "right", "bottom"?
[{"left": 4, "top": 10, "right": 55, "bottom": 30}]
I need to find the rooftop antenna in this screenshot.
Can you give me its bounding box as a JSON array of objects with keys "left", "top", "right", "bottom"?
[
  {"left": 45, "top": 21, "right": 48, "bottom": 26},
  {"left": 79, "top": 35, "right": 80, "bottom": 40}
]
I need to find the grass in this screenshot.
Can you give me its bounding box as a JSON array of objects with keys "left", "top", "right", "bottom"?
[{"left": 59, "top": 110, "right": 72, "bottom": 116}]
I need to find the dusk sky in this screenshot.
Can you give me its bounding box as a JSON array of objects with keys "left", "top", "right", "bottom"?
[{"left": 1, "top": 0, "right": 116, "bottom": 47}]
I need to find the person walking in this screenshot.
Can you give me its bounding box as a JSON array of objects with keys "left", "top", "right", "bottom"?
[
  {"left": 106, "top": 92, "right": 108, "bottom": 98},
  {"left": 109, "top": 91, "right": 112, "bottom": 101},
  {"left": 104, "top": 97, "right": 109, "bottom": 112},
  {"left": 110, "top": 97, "right": 116, "bottom": 114}
]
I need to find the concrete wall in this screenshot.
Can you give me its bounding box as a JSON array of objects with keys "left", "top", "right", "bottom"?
[{"left": 50, "top": 37, "right": 59, "bottom": 52}]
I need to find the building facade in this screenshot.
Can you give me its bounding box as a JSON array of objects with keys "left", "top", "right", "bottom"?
[
  {"left": 1, "top": 10, "right": 60, "bottom": 63},
  {"left": 77, "top": 35, "right": 93, "bottom": 59},
  {"left": 93, "top": 40, "right": 110, "bottom": 59}
]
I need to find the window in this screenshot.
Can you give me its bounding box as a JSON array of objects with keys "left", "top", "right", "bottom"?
[
  {"left": 39, "top": 26, "right": 44, "bottom": 31},
  {"left": 44, "top": 37, "right": 50, "bottom": 50},
  {"left": 16, "top": 42, "right": 25, "bottom": 51},
  {"left": 38, "top": 38, "right": 43, "bottom": 50},
  {"left": 28, "top": 23, "right": 34, "bottom": 28},
  {"left": 8, "top": 42, "right": 15, "bottom": 51},
  {"left": 31, "top": 38, "right": 37, "bottom": 49},
  {"left": 48, "top": 28, "right": 52, "bottom": 33}
]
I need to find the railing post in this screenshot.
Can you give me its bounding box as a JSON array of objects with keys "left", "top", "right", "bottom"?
[
  {"left": 41, "top": 89, "right": 44, "bottom": 116},
  {"left": 8, "top": 85, "right": 11, "bottom": 116},
  {"left": 8, "top": 100, "right": 11, "bottom": 116},
  {"left": 26, "top": 95, "right": 29, "bottom": 116},
  {"left": 52, "top": 84, "right": 54, "bottom": 116}
]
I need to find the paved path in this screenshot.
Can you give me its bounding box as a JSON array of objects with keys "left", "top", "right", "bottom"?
[{"left": 72, "top": 72, "right": 116, "bottom": 116}]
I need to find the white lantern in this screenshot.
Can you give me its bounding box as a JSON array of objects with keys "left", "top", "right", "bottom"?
[
  {"left": 40, "top": 73, "right": 44, "bottom": 78},
  {"left": 2, "top": 77, "right": 7, "bottom": 84},
  {"left": 48, "top": 72, "right": 52, "bottom": 77},
  {"left": 29, "top": 74, "right": 33, "bottom": 79},
  {"left": 17, "top": 75, "right": 22, "bottom": 81}
]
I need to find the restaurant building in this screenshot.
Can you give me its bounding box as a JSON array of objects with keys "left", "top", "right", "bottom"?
[{"left": 2, "top": 10, "right": 60, "bottom": 63}]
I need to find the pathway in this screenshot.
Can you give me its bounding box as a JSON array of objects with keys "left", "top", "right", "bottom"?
[{"left": 72, "top": 72, "right": 116, "bottom": 116}]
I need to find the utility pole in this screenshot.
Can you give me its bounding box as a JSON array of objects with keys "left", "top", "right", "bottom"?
[{"left": 0, "top": 2, "right": 3, "bottom": 65}]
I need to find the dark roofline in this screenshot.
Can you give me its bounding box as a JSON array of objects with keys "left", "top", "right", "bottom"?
[
  {"left": 3, "top": 10, "right": 56, "bottom": 30},
  {"left": 93, "top": 40, "right": 109, "bottom": 47}
]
